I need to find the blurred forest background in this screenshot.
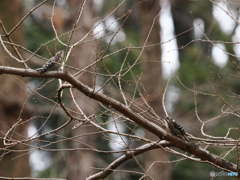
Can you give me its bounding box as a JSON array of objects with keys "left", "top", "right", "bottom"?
[{"left": 0, "top": 0, "right": 240, "bottom": 179}]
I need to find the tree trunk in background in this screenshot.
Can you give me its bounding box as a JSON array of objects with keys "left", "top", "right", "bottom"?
[
  {"left": 0, "top": 0, "right": 30, "bottom": 177},
  {"left": 170, "top": 0, "right": 215, "bottom": 125},
  {"left": 65, "top": 0, "right": 97, "bottom": 179},
  {"left": 170, "top": 0, "right": 193, "bottom": 54},
  {"left": 139, "top": 1, "right": 171, "bottom": 179},
  {"left": 170, "top": 0, "right": 214, "bottom": 60}
]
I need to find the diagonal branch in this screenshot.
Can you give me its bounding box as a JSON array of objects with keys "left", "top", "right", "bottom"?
[
  {"left": 86, "top": 141, "right": 170, "bottom": 180},
  {"left": 0, "top": 66, "right": 237, "bottom": 173}
]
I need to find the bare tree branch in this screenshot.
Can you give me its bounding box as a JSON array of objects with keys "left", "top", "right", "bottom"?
[
  {"left": 0, "top": 66, "right": 237, "bottom": 173},
  {"left": 87, "top": 141, "right": 170, "bottom": 180}
]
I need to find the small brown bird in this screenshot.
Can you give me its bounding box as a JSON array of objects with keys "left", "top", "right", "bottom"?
[
  {"left": 36, "top": 50, "right": 64, "bottom": 74},
  {"left": 162, "top": 117, "right": 189, "bottom": 141}
]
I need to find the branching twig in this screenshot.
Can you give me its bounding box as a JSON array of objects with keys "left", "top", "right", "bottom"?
[
  {"left": 0, "top": 66, "right": 237, "bottom": 172},
  {"left": 86, "top": 141, "right": 170, "bottom": 180}
]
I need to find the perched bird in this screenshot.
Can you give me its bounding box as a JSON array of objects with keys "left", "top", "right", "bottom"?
[
  {"left": 162, "top": 117, "right": 189, "bottom": 141},
  {"left": 36, "top": 50, "right": 64, "bottom": 74}
]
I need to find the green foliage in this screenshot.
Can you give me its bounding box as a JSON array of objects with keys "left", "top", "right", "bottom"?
[
  {"left": 172, "top": 159, "right": 215, "bottom": 180},
  {"left": 24, "top": 19, "right": 54, "bottom": 53},
  {"left": 24, "top": 18, "right": 66, "bottom": 58},
  {"left": 177, "top": 46, "right": 217, "bottom": 87}
]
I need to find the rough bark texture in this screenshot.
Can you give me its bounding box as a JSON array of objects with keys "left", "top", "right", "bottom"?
[
  {"left": 139, "top": 0, "right": 171, "bottom": 179},
  {"left": 65, "top": 0, "right": 97, "bottom": 179},
  {"left": 0, "top": 0, "right": 30, "bottom": 177}
]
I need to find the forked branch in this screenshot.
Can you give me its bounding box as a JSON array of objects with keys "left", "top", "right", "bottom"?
[{"left": 0, "top": 65, "right": 237, "bottom": 173}]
